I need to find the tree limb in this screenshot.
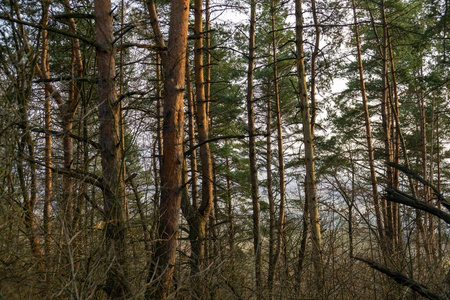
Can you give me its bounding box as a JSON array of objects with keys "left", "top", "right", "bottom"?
[
  {"left": 25, "top": 125, "right": 100, "bottom": 150},
  {"left": 184, "top": 133, "right": 266, "bottom": 157},
  {"left": 53, "top": 13, "right": 95, "bottom": 20},
  {"left": 385, "top": 188, "right": 450, "bottom": 224},
  {"left": 353, "top": 256, "right": 442, "bottom": 300},
  {"left": 0, "top": 14, "right": 97, "bottom": 47},
  {"left": 30, "top": 158, "right": 104, "bottom": 190},
  {"left": 387, "top": 161, "right": 450, "bottom": 210}
]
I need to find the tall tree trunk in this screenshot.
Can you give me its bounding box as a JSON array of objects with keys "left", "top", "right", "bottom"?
[
  {"left": 386, "top": 24, "right": 401, "bottom": 250},
  {"left": 266, "top": 77, "right": 276, "bottom": 297},
  {"left": 352, "top": 0, "right": 384, "bottom": 240},
  {"left": 12, "top": 0, "right": 81, "bottom": 235},
  {"left": 436, "top": 110, "right": 442, "bottom": 257},
  {"left": 205, "top": 0, "right": 211, "bottom": 120},
  {"left": 15, "top": 51, "right": 43, "bottom": 267},
  {"left": 119, "top": 0, "right": 128, "bottom": 220},
  {"left": 154, "top": 53, "right": 163, "bottom": 228},
  {"left": 61, "top": 0, "right": 83, "bottom": 232},
  {"left": 369, "top": 3, "right": 423, "bottom": 262},
  {"left": 429, "top": 93, "right": 436, "bottom": 258},
  {"left": 17, "top": 129, "right": 43, "bottom": 268},
  {"left": 178, "top": 1, "right": 216, "bottom": 295},
  {"left": 380, "top": 0, "right": 395, "bottom": 252},
  {"left": 419, "top": 86, "right": 432, "bottom": 260},
  {"left": 310, "top": 0, "right": 320, "bottom": 137},
  {"left": 295, "top": 1, "right": 324, "bottom": 297},
  {"left": 296, "top": 187, "right": 309, "bottom": 288},
  {"left": 225, "top": 153, "right": 234, "bottom": 254},
  {"left": 186, "top": 56, "right": 198, "bottom": 210},
  {"left": 182, "top": 53, "right": 202, "bottom": 292},
  {"left": 129, "top": 176, "right": 151, "bottom": 252},
  {"left": 145, "top": 1, "right": 190, "bottom": 298},
  {"left": 41, "top": 0, "right": 52, "bottom": 272},
  {"left": 192, "top": 0, "right": 214, "bottom": 273},
  {"left": 17, "top": 136, "right": 43, "bottom": 267},
  {"left": 268, "top": 1, "right": 286, "bottom": 297},
  {"left": 94, "top": 1, "right": 131, "bottom": 298},
  {"left": 246, "top": 0, "right": 262, "bottom": 298}
]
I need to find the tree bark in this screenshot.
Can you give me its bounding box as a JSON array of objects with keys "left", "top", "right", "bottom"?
[
  {"left": 246, "top": 0, "right": 262, "bottom": 298},
  {"left": 41, "top": 0, "right": 52, "bottom": 272},
  {"left": 225, "top": 153, "right": 234, "bottom": 254},
  {"left": 61, "top": 0, "right": 84, "bottom": 232},
  {"left": 94, "top": 1, "right": 131, "bottom": 297},
  {"left": 205, "top": 0, "right": 211, "bottom": 119},
  {"left": 310, "top": 0, "right": 320, "bottom": 137},
  {"left": 266, "top": 77, "right": 277, "bottom": 297},
  {"left": 352, "top": 0, "right": 384, "bottom": 240},
  {"left": 193, "top": 0, "right": 214, "bottom": 254},
  {"left": 145, "top": 1, "right": 190, "bottom": 298},
  {"left": 186, "top": 56, "right": 198, "bottom": 210},
  {"left": 295, "top": 1, "right": 324, "bottom": 297},
  {"left": 268, "top": 1, "right": 286, "bottom": 297},
  {"left": 380, "top": 0, "right": 395, "bottom": 251}
]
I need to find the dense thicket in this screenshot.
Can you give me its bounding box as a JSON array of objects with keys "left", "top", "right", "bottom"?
[{"left": 0, "top": 0, "right": 449, "bottom": 299}]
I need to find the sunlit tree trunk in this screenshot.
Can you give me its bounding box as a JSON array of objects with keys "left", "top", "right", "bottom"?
[
  {"left": 192, "top": 0, "right": 214, "bottom": 275},
  {"left": 145, "top": 1, "right": 190, "bottom": 298},
  {"left": 182, "top": 52, "right": 206, "bottom": 296},
  {"left": 205, "top": 0, "right": 211, "bottom": 119}
]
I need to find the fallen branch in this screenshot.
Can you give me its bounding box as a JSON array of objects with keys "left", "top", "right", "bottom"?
[
  {"left": 353, "top": 256, "right": 442, "bottom": 300},
  {"left": 387, "top": 162, "right": 450, "bottom": 210},
  {"left": 386, "top": 188, "right": 450, "bottom": 224}
]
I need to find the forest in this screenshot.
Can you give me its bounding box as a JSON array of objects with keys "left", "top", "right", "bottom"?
[{"left": 0, "top": 0, "right": 449, "bottom": 299}]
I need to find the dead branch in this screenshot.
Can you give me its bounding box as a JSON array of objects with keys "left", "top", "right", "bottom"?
[{"left": 354, "top": 256, "right": 442, "bottom": 300}]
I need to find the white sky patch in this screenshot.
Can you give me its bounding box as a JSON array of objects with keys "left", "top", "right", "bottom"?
[{"left": 332, "top": 78, "right": 348, "bottom": 94}]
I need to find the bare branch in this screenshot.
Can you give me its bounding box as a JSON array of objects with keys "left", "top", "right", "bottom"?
[{"left": 0, "top": 14, "right": 97, "bottom": 47}]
